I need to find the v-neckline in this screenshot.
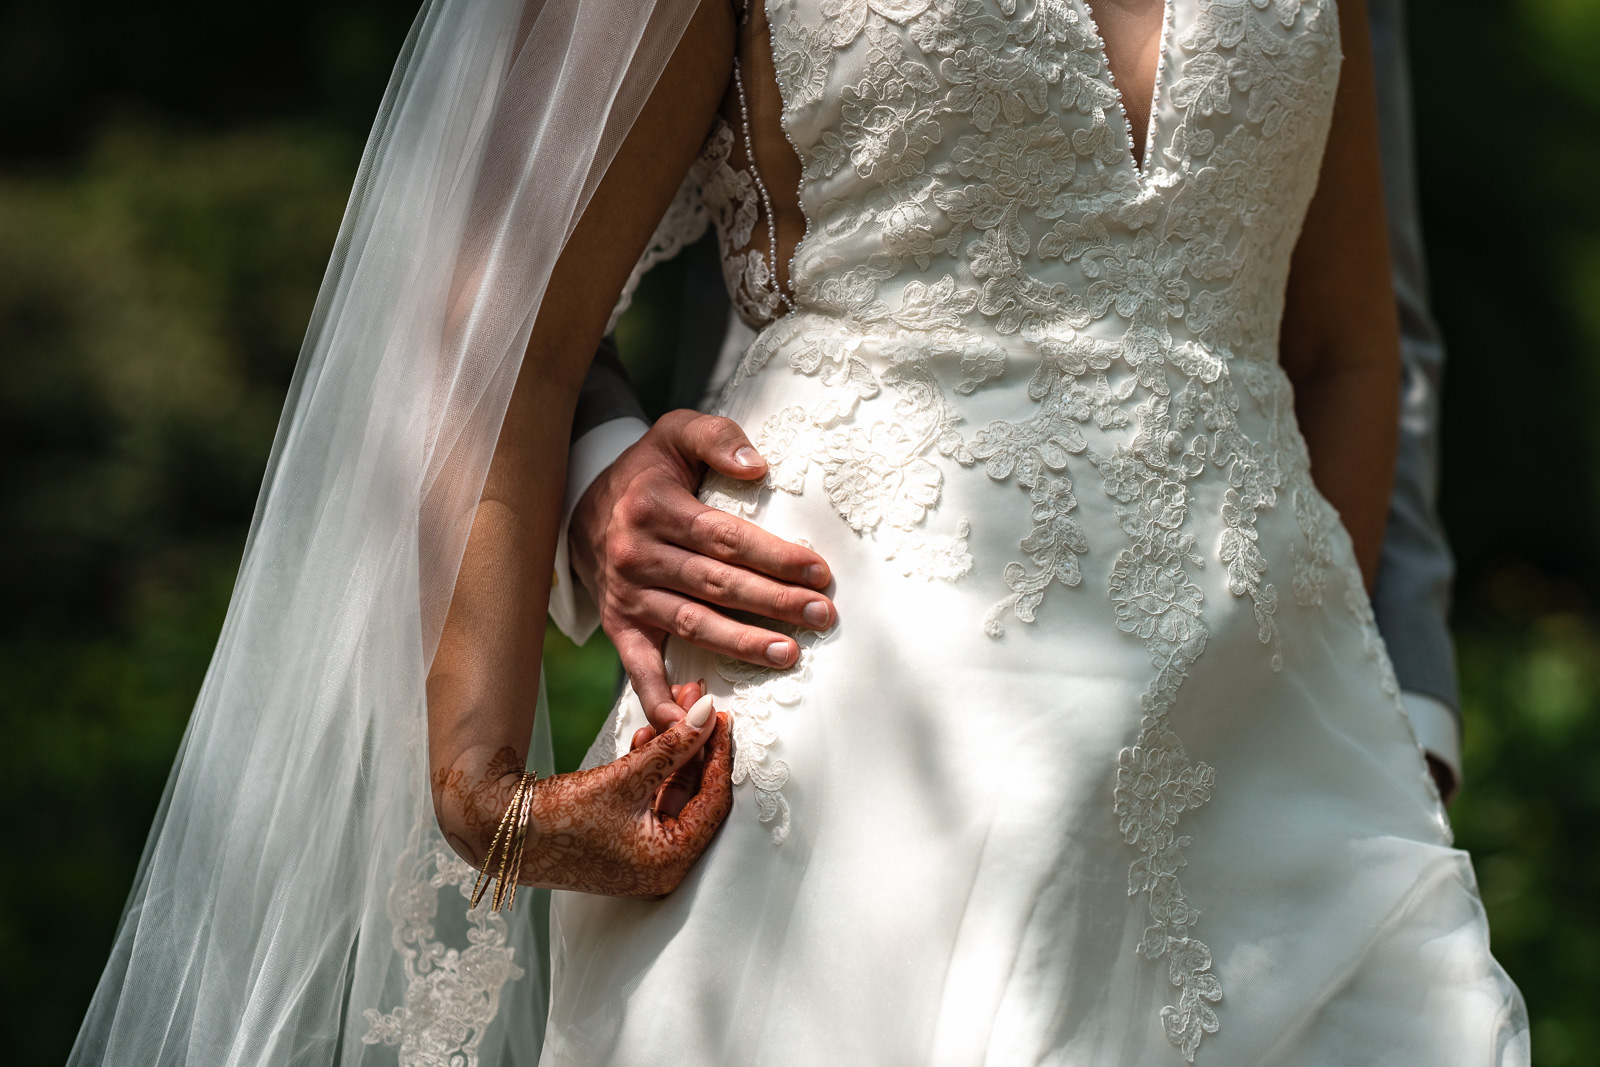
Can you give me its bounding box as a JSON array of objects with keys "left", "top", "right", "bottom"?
[{"left": 1077, "top": 0, "right": 1174, "bottom": 180}]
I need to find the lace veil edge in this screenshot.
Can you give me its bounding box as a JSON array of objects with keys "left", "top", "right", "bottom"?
[{"left": 70, "top": 1, "right": 698, "bottom": 1063}]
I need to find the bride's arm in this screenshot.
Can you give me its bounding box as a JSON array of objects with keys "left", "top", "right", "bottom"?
[
  {"left": 1279, "top": 0, "right": 1402, "bottom": 590},
  {"left": 428, "top": 0, "right": 739, "bottom": 897}
]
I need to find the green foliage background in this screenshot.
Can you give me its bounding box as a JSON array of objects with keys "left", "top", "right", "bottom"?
[{"left": 1, "top": 0, "right": 1595, "bottom": 1062}]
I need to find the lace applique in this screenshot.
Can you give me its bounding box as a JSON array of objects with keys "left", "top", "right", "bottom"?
[
  {"left": 701, "top": 468, "right": 763, "bottom": 519},
  {"left": 790, "top": 330, "right": 883, "bottom": 422},
  {"left": 706, "top": 0, "right": 1346, "bottom": 1055},
  {"left": 363, "top": 790, "right": 525, "bottom": 1066},
  {"left": 772, "top": 12, "right": 835, "bottom": 110},
  {"left": 694, "top": 119, "right": 786, "bottom": 326},
  {"left": 824, "top": 421, "right": 944, "bottom": 531},
  {"left": 695, "top": 365, "right": 974, "bottom": 840},
  {"left": 1093, "top": 405, "right": 1222, "bottom": 1061},
  {"left": 1285, "top": 406, "right": 1335, "bottom": 611},
  {"left": 1116, "top": 717, "right": 1221, "bottom": 1057},
  {"left": 695, "top": 471, "right": 808, "bottom": 842},
  {"left": 606, "top": 172, "right": 708, "bottom": 334},
  {"left": 715, "top": 628, "right": 818, "bottom": 844},
  {"left": 1277, "top": 403, "right": 1453, "bottom": 836},
  {"left": 755, "top": 404, "right": 828, "bottom": 493},
  {"left": 1188, "top": 374, "right": 1285, "bottom": 669},
  {"left": 784, "top": 326, "right": 978, "bottom": 558},
  {"left": 886, "top": 518, "right": 973, "bottom": 581}
]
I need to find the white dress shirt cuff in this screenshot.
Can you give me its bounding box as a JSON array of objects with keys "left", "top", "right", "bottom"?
[
  {"left": 548, "top": 416, "right": 650, "bottom": 645},
  {"left": 1401, "top": 690, "right": 1463, "bottom": 798}
]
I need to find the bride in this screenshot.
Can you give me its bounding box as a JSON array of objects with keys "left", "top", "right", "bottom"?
[{"left": 75, "top": 0, "right": 1527, "bottom": 1063}]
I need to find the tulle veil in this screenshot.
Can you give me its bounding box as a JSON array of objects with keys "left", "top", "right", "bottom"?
[{"left": 70, "top": 0, "right": 697, "bottom": 1061}]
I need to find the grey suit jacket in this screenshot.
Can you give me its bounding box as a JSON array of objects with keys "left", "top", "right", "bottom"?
[
  {"left": 565, "top": 0, "right": 1461, "bottom": 772},
  {"left": 1365, "top": 0, "right": 1459, "bottom": 715}
]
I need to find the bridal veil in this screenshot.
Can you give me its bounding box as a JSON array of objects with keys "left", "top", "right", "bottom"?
[{"left": 70, "top": 0, "right": 696, "bottom": 1062}]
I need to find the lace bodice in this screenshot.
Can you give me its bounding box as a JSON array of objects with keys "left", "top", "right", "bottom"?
[
  {"left": 676, "top": 2, "right": 1375, "bottom": 1061},
  {"left": 700, "top": 0, "right": 1340, "bottom": 352}
]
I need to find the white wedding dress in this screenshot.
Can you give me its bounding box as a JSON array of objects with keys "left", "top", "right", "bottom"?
[{"left": 545, "top": 0, "right": 1527, "bottom": 1062}]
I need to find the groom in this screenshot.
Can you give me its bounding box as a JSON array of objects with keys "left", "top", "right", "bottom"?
[{"left": 548, "top": 0, "right": 1464, "bottom": 800}]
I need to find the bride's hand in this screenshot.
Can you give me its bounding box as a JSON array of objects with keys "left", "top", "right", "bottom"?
[
  {"left": 632, "top": 681, "right": 715, "bottom": 818},
  {"left": 521, "top": 692, "right": 733, "bottom": 899}
]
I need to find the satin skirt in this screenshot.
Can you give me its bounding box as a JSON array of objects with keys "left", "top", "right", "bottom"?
[{"left": 542, "top": 333, "right": 1527, "bottom": 1065}]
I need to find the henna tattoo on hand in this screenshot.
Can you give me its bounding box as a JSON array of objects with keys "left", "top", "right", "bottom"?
[
  {"left": 431, "top": 684, "right": 733, "bottom": 899},
  {"left": 432, "top": 745, "right": 525, "bottom": 866},
  {"left": 520, "top": 712, "right": 734, "bottom": 898}
]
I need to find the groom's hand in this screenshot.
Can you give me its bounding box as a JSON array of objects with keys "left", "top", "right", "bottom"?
[{"left": 570, "top": 409, "right": 835, "bottom": 732}]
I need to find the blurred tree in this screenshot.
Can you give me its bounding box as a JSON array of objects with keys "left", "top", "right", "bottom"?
[
  {"left": 1453, "top": 607, "right": 1600, "bottom": 1062},
  {"left": 1410, "top": 0, "right": 1600, "bottom": 601},
  {"left": 0, "top": 124, "right": 354, "bottom": 634},
  {"left": 0, "top": 1, "right": 415, "bottom": 160},
  {"left": 0, "top": 121, "right": 353, "bottom": 1061},
  {"left": 1407, "top": 2, "right": 1600, "bottom": 1063}
]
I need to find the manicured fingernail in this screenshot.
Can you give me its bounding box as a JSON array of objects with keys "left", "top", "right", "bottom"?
[
  {"left": 805, "top": 564, "right": 828, "bottom": 587},
  {"left": 803, "top": 601, "right": 829, "bottom": 627},
  {"left": 687, "top": 694, "right": 715, "bottom": 729},
  {"left": 735, "top": 446, "right": 763, "bottom": 468},
  {"left": 766, "top": 641, "right": 792, "bottom": 666}
]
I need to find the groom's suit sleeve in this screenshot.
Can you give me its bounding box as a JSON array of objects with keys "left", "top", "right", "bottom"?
[
  {"left": 549, "top": 259, "right": 747, "bottom": 644},
  {"left": 548, "top": 336, "right": 650, "bottom": 643},
  {"left": 1366, "top": 0, "right": 1463, "bottom": 789}
]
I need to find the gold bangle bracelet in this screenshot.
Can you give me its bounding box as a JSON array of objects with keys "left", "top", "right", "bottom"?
[
  {"left": 469, "top": 771, "right": 538, "bottom": 912},
  {"left": 503, "top": 776, "right": 537, "bottom": 911},
  {"left": 489, "top": 775, "right": 525, "bottom": 912}
]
